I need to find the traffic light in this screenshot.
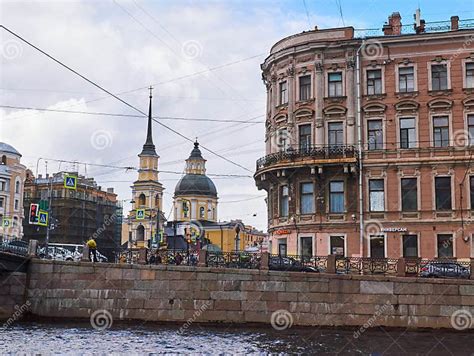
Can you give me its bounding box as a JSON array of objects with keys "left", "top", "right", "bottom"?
[{"left": 29, "top": 203, "right": 39, "bottom": 224}]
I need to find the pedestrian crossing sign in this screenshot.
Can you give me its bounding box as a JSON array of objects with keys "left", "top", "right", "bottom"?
[
  {"left": 38, "top": 210, "right": 49, "bottom": 227},
  {"left": 2, "top": 218, "right": 11, "bottom": 228},
  {"left": 64, "top": 175, "right": 77, "bottom": 190},
  {"left": 136, "top": 209, "right": 145, "bottom": 220}
]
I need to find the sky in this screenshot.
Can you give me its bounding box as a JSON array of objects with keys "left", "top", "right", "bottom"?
[{"left": 1, "top": 0, "right": 473, "bottom": 231}]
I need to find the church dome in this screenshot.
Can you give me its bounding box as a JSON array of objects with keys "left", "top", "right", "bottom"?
[
  {"left": 0, "top": 142, "right": 21, "bottom": 157},
  {"left": 174, "top": 174, "right": 217, "bottom": 197}
]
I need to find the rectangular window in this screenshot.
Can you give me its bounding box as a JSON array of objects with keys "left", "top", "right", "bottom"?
[
  {"left": 437, "top": 234, "right": 453, "bottom": 258},
  {"left": 368, "top": 120, "right": 383, "bottom": 150},
  {"left": 328, "top": 122, "right": 343, "bottom": 147},
  {"left": 403, "top": 235, "right": 418, "bottom": 258},
  {"left": 431, "top": 64, "right": 448, "bottom": 91},
  {"left": 433, "top": 116, "right": 449, "bottom": 147},
  {"left": 401, "top": 178, "right": 418, "bottom": 212},
  {"left": 328, "top": 72, "right": 343, "bottom": 97},
  {"left": 367, "top": 69, "right": 382, "bottom": 95},
  {"left": 400, "top": 118, "right": 416, "bottom": 149},
  {"left": 0, "top": 197, "right": 3, "bottom": 208},
  {"left": 329, "top": 181, "right": 344, "bottom": 213},
  {"left": 280, "top": 185, "right": 289, "bottom": 217},
  {"left": 330, "top": 236, "right": 345, "bottom": 256},
  {"left": 468, "top": 115, "right": 474, "bottom": 146},
  {"left": 300, "top": 236, "right": 313, "bottom": 259},
  {"left": 435, "top": 176, "right": 452, "bottom": 211},
  {"left": 370, "top": 235, "right": 385, "bottom": 258},
  {"left": 470, "top": 176, "right": 474, "bottom": 210},
  {"left": 369, "top": 179, "right": 384, "bottom": 212},
  {"left": 399, "top": 66, "right": 414, "bottom": 92},
  {"left": 299, "top": 75, "right": 311, "bottom": 101},
  {"left": 14, "top": 199, "right": 18, "bottom": 210},
  {"left": 279, "top": 81, "right": 288, "bottom": 105},
  {"left": 299, "top": 124, "right": 311, "bottom": 151},
  {"left": 300, "top": 182, "right": 314, "bottom": 214},
  {"left": 466, "top": 63, "right": 474, "bottom": 88}
]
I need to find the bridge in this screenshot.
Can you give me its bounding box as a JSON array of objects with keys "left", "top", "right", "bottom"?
[{"left": 0, "top": 243, "right": 33, "bottom": 273}]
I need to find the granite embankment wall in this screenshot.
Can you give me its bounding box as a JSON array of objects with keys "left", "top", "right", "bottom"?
[
  {"left": 21, "top": 259, "right": 474, "bottom": 329},
  {"left": 0, "top": 272, "right": 28, "bottom": 319}
]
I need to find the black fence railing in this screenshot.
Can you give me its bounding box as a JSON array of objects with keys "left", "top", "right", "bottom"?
[
  {"left": 335, "top": 257, "right": 399, "bottom": 275},
  {"left": 0, "top": 242, "right": 29, "bottom": 256},
  {"left": 256, "top": 145, "right": 358, "bottom": 170},
  {"left": 207, "top": 252, "right": 261, "bottom": 269}
]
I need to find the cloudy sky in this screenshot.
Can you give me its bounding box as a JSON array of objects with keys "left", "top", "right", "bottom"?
[{"left": 0, "top": 0, "right": 471, "bottom": 230}]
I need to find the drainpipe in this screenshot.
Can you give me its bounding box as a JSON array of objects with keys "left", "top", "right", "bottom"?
[{"left": 356, "top": 44, "right": 364, "bottom": 257}]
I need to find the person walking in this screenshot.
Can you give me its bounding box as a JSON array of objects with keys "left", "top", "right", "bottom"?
[{"left": 86, "top": 238, "right": 97, "bottom": 262}]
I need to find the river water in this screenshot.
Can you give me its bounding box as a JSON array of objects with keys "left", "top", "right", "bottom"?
[{"left": 0, "top": 321, "right": 473, "bottom": 355}]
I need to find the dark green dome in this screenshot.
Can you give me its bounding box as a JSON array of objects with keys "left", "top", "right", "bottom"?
[{"left": 174, "top": 174, "right": 217, "bottom": 197}]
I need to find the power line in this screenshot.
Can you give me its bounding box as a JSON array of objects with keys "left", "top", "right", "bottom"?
[
  {"left": 0, "top": 24, "right": 253, "bottom": 173},
  {"left": 302, "top": 0, "right": 312, "bottom": 28},
  {"left": 0, "top": 105, "right": 265, "bottom": 124},
  {"left": 336, "top": 0, "right": 345, "bottom": 27}
]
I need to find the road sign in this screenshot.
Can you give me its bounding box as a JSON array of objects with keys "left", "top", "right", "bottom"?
[
  {"left": 64, "top": 175, "right": 77, "bottom": 190},
  {"left": 38, "top": 210, "right": 49, "bottom": 227},
  {"left": 136, "top": 209, "right": 145, "bottom": 220},
  {"left": 2, "top": 218, "right": 11, "bottom": 228},
  {"left": 29, "top": 203, "right": 39, "bottom": 224}
]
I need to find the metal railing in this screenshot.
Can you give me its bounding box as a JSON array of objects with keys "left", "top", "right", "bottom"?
[
  {"left": 207, "top": 252, "right": 261, "bottom": 269},
  {"left": 336, "top": 257, "right": 399, "bottom": 275},
  {"left": 256, "top": 145, "right": 358, "bottom": 170},
  {"left": 0, "top": 242, "right": 29, "bottom": 256}
]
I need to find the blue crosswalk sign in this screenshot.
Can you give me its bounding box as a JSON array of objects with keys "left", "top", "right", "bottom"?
[
  {"left": 64, "top": 175, "right": 77, "bottom": 190},
  {"left": 38, "top": 211, "right": 49, "bottom": 227}
]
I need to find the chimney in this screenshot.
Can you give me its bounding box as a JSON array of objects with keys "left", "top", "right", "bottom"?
[
  {"left": 107, "top": 188, "right": 114, "bottom": 194},
  {"left": 383, "top": 12, "right": 402, "bottom": 36},
  {"left": 38, "top": 174, "right": 42, "bottom": 179},
  {"left": 451, "top": 16, "right": 459, "bottom": 30}
]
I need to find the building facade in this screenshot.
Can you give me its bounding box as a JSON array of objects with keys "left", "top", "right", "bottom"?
[
  {"left": 126, "top": 92, "right": 165, "bottom": 249},
  {"left": 0, "top": 142, "right": 26, "bottom": 241},
  {"left": 23, "top": 171, "right": 119, "bottom": 259},
  {"left": 255, "top": 12, "right": 474, "bottom": 259}
]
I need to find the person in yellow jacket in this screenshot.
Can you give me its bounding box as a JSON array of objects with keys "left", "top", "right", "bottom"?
[{"left": 86, "top": 238, "right": 97, "bottom": 262}]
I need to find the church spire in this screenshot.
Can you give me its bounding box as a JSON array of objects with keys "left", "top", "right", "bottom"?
[{"left": 140, "top": 86, "right": 157, "bottom": 156}]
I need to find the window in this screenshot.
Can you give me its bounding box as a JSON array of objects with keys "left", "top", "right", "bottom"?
[
  {"left": 299, "top": 75, "right": 311, "bottom": 100},
  {"left": 328, "top": 122, "right": 343, "bottom": 147},
  {"left": 466, "top": 63, "right": 474, "bottom": 88},
  {"left": 368, "top": 120, "right": 383, "bottom": 150},
  {"left": 367, "top": 69, "right": 382, "bottom": 95},
  {"left": 14, "top": 199, "right": 18, "bottom": 210},
  {"left": 370, "top": 235, "right": 385, "bottom": 258},
  {"left": 369, "top": 179, "right": 384, "bottom": 212},
  {"left": 435, "top": 177, "right": 452, "bottom": 210},
  {"left": 468, "top": 115, "right": 474, "bottom": 146},
  {"left": 431, "top": 64, "right": 448, "bottom": 91},
  {"left": 199, "top": 207, "right": 205, "bottom": 219},
  {"left": 0, "top": 197, "right": 3, "bottom": 208},
  {"left": 300, "top": 182, "right": 314, "bottom": 214},
  {"left": 401, "top": 178, "right": 417, "bottom": 212},
  {"left": 400, "top": 118, "right": 416, "bottom": 149},
  {"left": 15, "top": 181, "right": 20, "bottom": 194},
  {"left": 280, "top": 185, "right": 289, "bottom": 217},
  {"left": 279, "top": 81, "right": 288, "bottom": 105},
  {"left": 276, "top": 128, "right": 289, "bottom": 151},
  {"left": 1, "top": 155, "right": 6, "bottom": 165},
  {"left": 329, "top": 181, "right": 344, "bottom": 213},
  {"left": 0, "top": 181, "right": 5, "bottom": 191},
  {"left": 330, "top": 236, "right": 345, "bottom": 256},
  {"left": 182, "top": 201, "right": 189, "bottom": 218},
  {"left": 138, "top": 193, "right": 146, "bottom": 206},
  {"left": 328, "top": 72, "right": 342, "bottom": 97},
  {"left": 399, "top": 66, "right": 414, "bottom": 92},
  {"left": 437, "top": 234, "right": 453, "bottom": 258},
  {"left": 433, "top": 116, "right": 449, "bottom": 147},
  {"left": 300, "top": 236, "right": 313, "bottom": 259},
  {"left": 403, "top": 235, "right": 418, "bottom": 258},
  {"left": 299, "top": 124, "right": 311, "bottom": 151},
  {"left": 470, "top": 176, "right": 474, "bottom": 210}
]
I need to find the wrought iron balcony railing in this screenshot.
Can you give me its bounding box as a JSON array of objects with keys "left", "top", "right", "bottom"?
[{"left": 256, "top": 145, "right": 358, "bottom": 171}]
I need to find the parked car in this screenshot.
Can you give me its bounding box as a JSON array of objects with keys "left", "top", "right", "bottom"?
[
  {"left": 1, "top": 239, "right": 29, "bottom": 255},
  {"left": 269, "top": 256, "right": 319, "bottom": 273},
  {"left": 38, "top": 246, "right": 76, "bottom": 261},
  {"left": 420, "top": 262, "right": 470, "bottom": 279}
]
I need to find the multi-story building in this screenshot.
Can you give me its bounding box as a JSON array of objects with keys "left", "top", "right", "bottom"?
[
  {"left": 0, "top": 142, "right": 26, "bottom": 241},
  {"left": 255, "top": 12, "right": 474, "bottom": 259},
  {"left": 23, "top": 171, "right": 120, "bottom": 260}
]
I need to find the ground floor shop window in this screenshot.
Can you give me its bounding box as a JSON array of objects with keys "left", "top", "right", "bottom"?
[
  {"left": 437, "top": 234, "right": 453, "bottom": 258},
  {"left": 402, "top": 234, "right": 418, "bottom": 258},
  {"left": 300, "top": 236, "right": 313, "bottom": 259},
  {"left": 278, "top": 239, "right": 287, "bottom": 256},
  {"left": 370, "top": 235, "right": 385, "bottom": 258},
  {"left": 330, "top": 236, "right": 345, "bottom": 256}
]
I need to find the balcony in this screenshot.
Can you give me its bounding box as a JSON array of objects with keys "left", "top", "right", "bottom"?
[{"left": 255, "top": 145, "right": 359, "bottom": 174}]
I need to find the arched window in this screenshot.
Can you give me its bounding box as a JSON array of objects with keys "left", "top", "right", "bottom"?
[
  {"left": 136, "top": 225, "right": 145, "bottom": 242},
  {"left": 138, "top": 193, "right": 146, "bottom": 206},
  {"left": 15, "top": 180, "right": 20, "bottom": 194},
  {"left": 199, "top": 206, "right": 205, "bottom": 219},
  {"left": 1, "top": 155, "right": 6, "bottom": 165},
  {"left": 155, "top": 194, "right": 160, "bottom": 208}
]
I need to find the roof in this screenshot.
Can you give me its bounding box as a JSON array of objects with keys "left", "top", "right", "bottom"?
[
  {"left": 0, "top": 142, "right": 21, "bottom": 156},
  {"left": 174, "top": 174, "right": 217, "bottom": 197},
  {"left": 189, "top": 141, "right": 204, "bottom": 159}
]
